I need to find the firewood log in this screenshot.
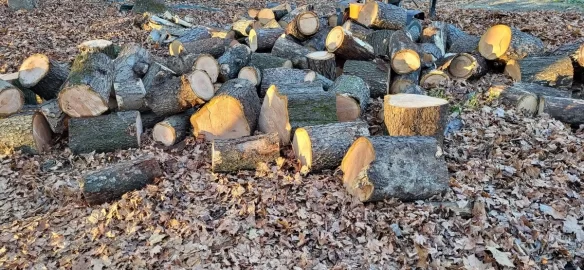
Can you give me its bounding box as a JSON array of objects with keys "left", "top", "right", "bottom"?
[
  {"left": 301, "top": 26, "right": 331, "bottom": 51},
  {"left": 419, "top": 43, "right": 443, "bottom": 68},
  {"left": 401, "top": 84, "right": 425, "bottom": 95},
  {"left": 114, "top": 44, "right": 152, "bottom": 112},
  {"left": 365, "top": 29, "right": 395, "bottom": 56},
  {"left": 238, "top": 66, "right": 262, "bottom": 87},
  {"left": 7, "top": 0, "right": 38, "bottom": 10},
  {"left": 0, "top": 112, "right": 53, "bottom": 155},
  {"left": 389, "top": 69, "right": 420, "bottom": 94},
  {"left": 140, "top": 112, "right": 166, "bottom": 130},
  {"left": 420, "top": 69, "right": 450, "bottom": 89},
  {"left": 164, "top": 53, "right": 200, "bottom": 76},
  {"left": 389, "top": 30, "right": 421, "bottom": 74},
  {"left": 0, "top": 72, "right": 38, "bottom": 106},
  {"left": 488, "top": 85, "right": 538, "bottom": 116},
  {"left": 479, "top": 25, "right": 544, "bottom": 62},
  {"left": 18, "top": 54, "right": 70, "bottom": 100},
  {"left": 292, "top": 121, "right": 369, "bottom": 172},
  {"left": 504, "top": 55, "right": 573, "bottom": 88},
  {"left": 232, "top": 20, "right": 256, "bottom": 37},
  {"left": 285, "top": 11, "right": 320, "bottom": 41},
  {"left": 448, "top": 52, "right": 488, "bottom": 80},
  {"left": 405, "top": 18, "right": 422, "bottom": 42},
  {"left": 217, "top": 44, "right": 252, "bottom": 81},
  {"left": 39, "top": 99, "right": 68, "bottom": 134},
  {"left": 142, "top": 62, "right": 175, "bottom": 92},
  {"left": 152, "top": 109, "right": 194, "bottom": 146},
  {"left": 257, "top": 9, "right": 276, "bottom": 25},
  {"left": 58, "top": 53, "right": 114, "bottom": 118},
  {"left": 326, "top": 26, "right": 375, "bottom": 60},
  {"left": 538, "top": 96, "right": 584, "bottom": 126},
  {"left": 81, "top": 156, "right": 163, "bottom": 206},
  {"left": 169, "top": 37, "right": 227, "bottom": 57},
  {"left": 249, "top": 53, "right": 293, "bottom": 70},
  {"left": 340, "top": 136, "right": 449, "bottom": 202},
  {"left": 0, "top": 79, "right": 24, "bottom": 117},
  {"left": 193, "top": 54, "right": 220, "bottom": 83},
  {"left": 181, "top": 69, "right": 215, "bottom": 101},
  {"left": 190, "top": 79, "right": 261, "bottom": 140},
  {"left": 331, "top": 75, "right": 370, "bottom": 122},
  {"left": 78, "top": 40, "right": 118, "bottom": 59},
  {"left": 383, "top": 94, "right": 449, "bottom": 144},
  {"left": 421, "top": 21, "right": 447, "bottom": 56},
  {"left": 248, "top": 8, "right": 260, "bottom": 19},
  {"left": 272, "top": 35, "right": 311, "bottom": 69},
  {"left": 145, "top": 72, "right": 205, "bottom": 116},
  {"left": 492, "top": 83, "right": 571, "bottom": 99},
  {"left": 262, "top": 19, "right": 282, "bottom": 29},
  {"left": 342, "top": 59, "right": 389, "bottom": 98},
  {"left": 548, "top": 41, "right": 584, "bottom": 81},
  {"left": 279, "top": 5, "right": 314, "bottom": 28},
  {"left": 259, "top": 67, "right": 317, "bottom": 97},
  {"left": 306, "top": 51, "right": 337, "bottom": 80},
  {"left": 176, "top": 26, "right": 212, "bottom": 43},
  {"left": 248, "top": 28, "right": 285, "bottom": 52},
  {"left": 68, "top": 111, "right": 142, "bottom": 154},
  {"left": 212, "top": 133, "right": 280, "bottom": 172},
  {"left": 356, "top": 1, "right": 407, "bottom": 30},
  {"left": 446, "top": 24, "right": 479, "bottom": 53},
  {"left": 342, "top": 20, "right": 373, "bottom": 40}
]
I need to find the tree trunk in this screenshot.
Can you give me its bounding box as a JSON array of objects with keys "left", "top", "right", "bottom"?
[
  {"left": 301, "top": 26, "right": 331, "bottom": 51},
  {"left": 39, "top": 99, "right": 68, "bottom": 134},
  {"left": 293, "top": 121, "right": 369, "bottom": 172},
  {"left": 18, "top": 54, "right": 70, "bottom": 100},
  {"left": 190, "top": 78, "right": 261, "bottom": 140},
  {"left": 479, "top": 25, "right": 545, "bottom": 62},
  {"left": 419, "top": 43, "right": 443, "bottom": 68},
  {"left": 405, "top": 19, "right": 422, "bottom": 42},
  {"left": 238, "top": 66, "right": 262, "bottom": 87},
  {"left": 142, "top": 62, "right": 176, "bottom": 93},
  {"left": 326, "top": 26, "right": 375, "bottom": 61},
  {"left": 7, "top": 0, "right": 38, "bottom": 10},
  {"left": 170, "top": 37, "right": 227, "bottom": 58},
  {"left": 212, "top": 133, "right": 280, "bottom": 172},
  {"left": 306, "top": 51, "right": 337, "bottom": 80},
  {"left": 78, "top": 40, "right": 118, "bottom": 59},
  {"left": 389, "top": 30, "right": 421, "bottom": 74},
  {"left": 69, "top": 111, "right": 142, "bottom": 154},
  {"left": 331, "top": 75, "right": 369, "bottom": 122},
  {"left": 383, "top": 94, "right": 449, "bottom": 144},
  {"left": 342, "top": 20, "right": 374, "bottom": 40},
  {"left": 152, "top": 109, "right": 193, "bottom": 146},
  {"left": 342, "top": 59, "right": 389, "bottom": 98},
  {"left": 272, "top": 35, "right": 312, "bottom": 69},
  {"left": 0, "top": 79, "right": 24, "bottom": 117},
  {"left": 193, "top": 54, "right": 220, "bottom": 83},
  {"left": 279, "top": 5, "right": 314, "bottom": 28},
  {"left": 389, "top": 69, "right": 420, "bottom": 94},
  {"left": 81, "top": 156, "right": 163, "bottom": 206},
  {"left": 548, "top": 41, "right": 584, "bottom": 82},
  {"left": 492, "top": 82, "right": 571, "bottom": 99},
  {"left": 364, "top": 29, "right": 394, "bottom": 57},
  {"left": 114, "top": 43, "right": 152, "bottom": 112},
  {"left": 448, "top": 52, "right": 488, "bottom": 80},
  {"left": 248, "top": 53, "right": 293, "bottom": 71},
  {"left": 538, "top": 96, "right": 584, "bottom": 126},
  {"left": 420, "top": 69, "right": 450, "bottom": 89},
  {"left": 145, "top": 74, "right": 200, "bottom": 116},
  {"left": 58, "top": 53, "right": 114, "bottom": 118},
  {"left": 218, "top": 44, "right": 252, "bottom": 81},
  {"left": 356, "top": 1, "right": 407, "bottom": 30},
  {"left": 259, "top": 67, "right": 317, "bottom": 97},
  {"left": 285, "top": 11, "right": 320, "bottom": 41},
  {"left": 248, "top": 28, "right": 284, "bottom": 52},
  {"left": 488, "top": 85, "right": 538, "bottom": 116},
  {"left": 504, "top": 55, "right": 573, "bottom": 88},
  {"left": 0, "top": 112, "right": 53, "bottom": 155},
  {"left": 340, "top": 136, "right": 449, "bottom": 202},
  {"left": 421, "top": 21, "right": 447, "bottom": 56}
]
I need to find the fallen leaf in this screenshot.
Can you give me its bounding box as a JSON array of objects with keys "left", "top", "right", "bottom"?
[
  {"left": 539, "top": 204, "right": 565, "bottom": 220},
  {"left": 464, "top": 254, "right": 493, "bottom": 270},
  {"left": 563, "top": 216, "right": 584, "bottom": 241},
  {"left": 148, "top": 233, "right": 166, "bottom": 245},
  {"left": 486, "top": 246, "right": 515, "bottom": 267}
]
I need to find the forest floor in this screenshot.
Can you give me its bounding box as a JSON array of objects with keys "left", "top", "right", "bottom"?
[{"left": 1, "top": 0, "right": 584, "bottom": 269}]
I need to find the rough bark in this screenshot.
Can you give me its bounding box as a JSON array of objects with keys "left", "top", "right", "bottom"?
[
  {"left": 175, "top": 26, "right": 212, "bottom": 43},
  {"left": 548, "top": 41, "right": 584, "bottom": 82},
  {"left": 446, "top": 24, "right": 480, "bottom": 53},
  {"left": 306, "top": 51, "right": 337, "bottom": 80},
  {"left": 419, "top": 43, "right": 443, "bottom": 68},
  {"left": 494, "top": 83, "right": 572, "bottom": 99},
  {"left": 232, "top": 20, "right": 255, "bottom": 37},
  {"left": 133, "top": 0, "right": 166, "bottom": 13},
  {"left": 389, "top": 69, "right": 420, "bottom": 94},
  {"left": 405, "top": 18, "right": 422, "bottom": 42},
  {"left": 479, "top": 25, "right": 545, "bottom": 62},
  {"left": 140, "top": 112, "right": 166, "bottom": 130},
  {"left": 389, "top": 30, "right": 421, "bottom": 74},
  {"left": 171, "top": 38, "right": 227, "bottom": 58},
  {"left": 342, "top": 59, "right": 389, "bottom": 98},
  {"left": 212, "top": 133, "right": 280, "bottom": 172},
  {"left": 421, "top": 21, "right": 447, "bottom": 57},
  {"left": 0, "top": 112, "right": 53, "bottom": 155},
  {"left": 272, "top": 35, "right": 312, "bottom": 69},
  {"left": 69, "top": 111, "right": 142, "bottom": 154},
  {"left": 420, "top": 69, "right": 449, "bottom": 89},
  {"left": 218, "top": 44, "right": 252, "bottom": 81},
  {"left": 279, "top": 5, "right": 314, "bottom": 28},
  {"left": 248, "top": 53, "right": 293, "bottom": 71},
  {"left": 142, "top": 62, "right": 176, "bottom": 93},
  {"left": 152, "top": 109, "right": 193, "bottom": 146},
  {"left": 332, "top": 75, "right": 369, "bottom": 122},
  {"left": 279, "top": 83, "right": 337, "bottom": 130},
  {"left": 365, "top": 30, "right": 395, "bottom": 57},
  {"left": 340, "top": 136, "right": 449, "bottom": 202},
  {"left": 238, "top": 66, "right": 262, "bottom": 87},
  {"left": 401, "top": 84, "right": 425, "bottom": 95},
  {"left": 114, "top": 43, "right": 152, "bottom": 111},
  {"left": 145, "top": 74, "right": 200, "bottom": 116},
  {"left": 0, "top": 79, "right": 24, "bottom": 117},
  {"left": 7, "top": 0, "right": 38, "bottom": 10},
  {"left": 488, "top": 85, "right": 538, "bottom": 116},
  {"left": 326, "top": 26, "right": 375, "bottom": 61},
  {"left": 448, "top": 52, "right": 488, "bottom": 80},
  {"left": 259, "top": 67, "right": 317, "bottom": 97},
  {"left": 538, "top": 96, "right": 584, "bottom": 126},
  {"left": 301, "top": 26, "right": 331, "bottom": 51},
  {"left": 248, "top": 28, "right": 284, "bottom": 52},
  {"left": 356, "top": 1, "right": 407, "bottom": 30},
  {"left": 18, "top": 54, "right": 70, "bottom": 100},
  {"left": 78, "top": 40, "right": 118, "bottom": 59},
  {"left": 504, "top": 55, "right": 573, "bottom": 88},
  {"left": 0, "top": 72, "right": 37, "bottom": 105},
  {"left": 285, "top": 11, "right": 320, "bottom": 41},
  {"left": 39, "top": 99, "right": 68, "bottom": 134},
  {"left": 342, "top": 20, "right": 374, "bottom": 40}
]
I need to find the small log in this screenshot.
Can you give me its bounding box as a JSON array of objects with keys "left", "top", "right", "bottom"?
[
  {"left": 133, "top": 0, "right": 166, "bottom": 13},
  {"left": 383, "top": 94, "right": 449, "bottom": 143},
  {"left": 365, "top": 29, "right": 395, "bottom": 57},
  {"left": 293, "top": 121, "right": 369, "bottom": 172},
  {"left": 421, "top": 21, "right": 447, "bottom": 56},
  {"left": 232, "top": 20, "right": 256, "bottom": 37},
  {"left": 212, "top": 133, "right": 280, "bottom": 172},
  {"left": 488, "top": 85, "right": 538, "bottom": 116},
  {"left": 39, "top": 99, "right": 68, "bottom": 134},
  {"left": 69, "top": 111, "right": 142, "bottom": 154},
  {"left": 389, "top": 69, "right": 420, "bottom": 94},
  {"left": 492, "top": 83, "right": 571, "bottom": 99},
  {"left": 326, "top": 26, "right": 375, "bottom": 61},
  {"left": 7, "top": 0, "right": 38, "bottom": 10},
  {"left": 248, "top": 53, "right": 293, "bottom": 71},
  {"left": 448, "top": 53, "right": 488, "bottom": 80},
  {"left": 190, "top": 79, "right": 261, "bottom": 140},
  {"left": 285, "top": 11, "right": 320, "bottom": 41},
  {"left": 405, "top": 19, "right": 422, "bottom": 42},
  {"left": 389, "top": 30, "right": 421, "bottom": 74},
  {"left": 272, "top": 35, "right": 312, "bottom": 69},
  {"left": 504, "top": 55, "right": 573, "bottom": 88},
  {"left": 248, "top": 28, "right": 285, "bottom": 52},
  {"left": 356, "top": 1, "right": 407, "bottom": 30},
  {"left": 114, "top": 44, "right": 152, "bottom": 111},
  {"left": 152, "top": 109, "right": 193, "bottom": 146},
  {"left": 142, "top": 62, "right": 176, "bottom": 92},
  {"left": 140, "top": 112, "right": 166, "bottom": 130},
  {"left": 0, "top": 112, "right": 53, "bottom": 155},
  {"left": 176, "top": 26, "right": 212, "bottom": 43},
  {"left": 401, "top": 84, "right": 425, "bottom": 95},
  {"left": 58, "top": 53, "right": 114, "bottom": 118},
  {"left": 306, "top": 51, "right": 337, "bottom": 80},
  {"left": 301, "top": 26, "right": 331, "bottom": 51},
  {"left": 193, "top": 54, "right": 220, "bottom": 83},
  {"left": 218, "top": 44, "right": 252, "bottom": 81},
  {"left": 342, "top": 20, "right": 374, "bottom": 40},
  {"left": 279, "top": 5, "right": 314, "bottom": 28},
  {"left": 81, "top": 157, "right": 163, "bottom": 206},
  {"left": 419, "top": 43, "right": 443, "bottom": 68},
  {"left": 479, "top": 25, "right": 545, "bottom": 62},
  {"left": 340, "top": 136, "right": 449, "bottom": 202},
  {"left": 331, "top": 75, "right": 370, "bottom": 122},
  {"left": 259, "top": 67, "right": 317, "bottom": 97},
  {"left": 420, "top": 69, "right": 450, "bottom": 89},
  {"left": 238, "top": 66, "right": 262, "bottom": 87},
  {"left": 446, "top": 24, "right": 479, "bottom": 54},
  {"left": 0, "top": 79, "right": 24, "bottom": 117},
  {"left": 145, "top": 74, "right": 199, "bottom": 116},
  {"left": 78, "top": 40, "right": 118, "bottom": 59},
  {"left": 538, "top": 96, "right": 584, "bottom": 126},
  {"left": 18, "top": 54, "right": 70, "bottom": 100},
  {"left": 169, "top": 37, "right": 227, "bottom": 57},
  {"left": 342, "top": 59, "right": 390, "bottom": 98}
]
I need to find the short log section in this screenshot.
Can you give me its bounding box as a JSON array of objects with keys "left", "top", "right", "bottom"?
[
  {"left": 18, "top": 54, "right": 70, "bottom": 100},
  {"left": 272, "top": 35, "right": 312, "bottom": 69},
  {"left": 153, "top": 110, "right": 193, "bottom": 146},
  {"left": 331, "top": 75, "right": 370, "bottom": 122},
  {"left": 488, "top": 85, "right": 538, "bottom": 116},
  {"left": 306, "top": 51, "right": 336, "bottom": 80},
  {"left": 326, "top": 26, "right": 375, "bottom": 61},
  {"left": 39, "top": 99, "right": 68, "bottom": 134},
  {"left": 478, "top": 25, "right": 544, "bottom": 62},
  {"left": 448, "top": 53, "right": 488, "bottom": 80},
  {"left": 504, "top": 55, "right": 574, "bottom": 88},
  {"left": 249, "top": 53, "right": 293, "bottom": 71},
  {"left": 538, "top": 96, "right": 584, "bottom": 126},
  {"left": 212, "top": 133, "right": 280, "bottom": 172},
  {"left": 342, "top": 59, "right": 389, "bottom": 98},
  {"left": 218, "top": 44, "right": 252, "bottom": 81},
  {"left": 0, "top": 79, "right": 24, "bottom": 117},
  {"left": 389, "top": 30, "right": 421, "bottom": 74}
]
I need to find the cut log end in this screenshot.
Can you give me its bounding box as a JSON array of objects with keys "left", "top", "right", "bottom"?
[
  {"left": 258, "top": 85, "right": 291, "bottom": 145},
  {"left": 58, "top": 85, "right": 109, "bottom": 118},
  {"left": 78, "top": 39, "right": 115, "bottom": 55},
  {"left": 297, "top": 11, "right": 319, "bottom": 36},
  {"left": 258, "top": 8, "right": 276, "bottom": 25},
  {"left": 449, "top": 53, "right": 476, "bottom": 78},
  {"left": 248, "top": 29, "right": 259, "bottom": 52},
  {"left": 191, "top": 95, "right": 252, "bottom": 140},
  {"left": 478, "top": 24, "right": 512, "bottom": 60},
  {"left": 340, "top": 137, "right": 375, "bottom": 202},
  {"left": 153, "top": 122, "right": 177, "bottom": 146},
  {"left": 32, "top": 112, "right": 54, "bottom": 153},
  {"left": 169, "top": 40, "right": 183, "bottom": 56},
  {"left": 325, "top": 26, "right": 345, "bottom": 52},
  {"left": 194, "top": 54, "right": 220, "bottom": 83},
  {"left": 392, "top": 49, "right": 420, "bottom": 74},
  {"left": 18, "top": 54, "right": 50, "bottom": 88},
  {"left": 292, "top": 127, "right": 312, "bottom": 169},
  {"left": 0, "top": 88, "right": 24, "bottom": 117},
  {"left": 238, "top": 66, "right": 261, "bottom": 87},
  {"left": 336, "top": 95, "right": 361, "bottom": 122},
  {"left": 185, "top": 70, "right": 215, "bottom": 101}
]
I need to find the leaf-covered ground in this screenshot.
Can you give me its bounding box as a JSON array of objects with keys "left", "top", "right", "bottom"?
[{"left": 1, "top": 0, "right": 584, "bottom": 269}]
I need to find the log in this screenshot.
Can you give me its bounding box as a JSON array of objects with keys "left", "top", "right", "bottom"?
[
  {"left": 18, "top": 54, "right": 70, "bottom": 100},
  {"left": 169, "top": 37, "right": 227, "bottom": 57},
  {"left": 331, "top": 75, "right": 369, "bottom": 122},
  {"left": 193, "top": 54, "right": 220, "bottom": 83},
  {"left": 342, "top": 20, "right": 374, "bottom": 40},
  {"left": 488, "top": 85, "right": 538, "bottom": 116},
  {"left": 163, "top": 53, "right": 200, "bottom": 75},
  {"left": 0, "top": 112, "right": 53, "bottom": 155},
  {"left": 356, "top": 1, "right": 407, "bottom": 30},
  {"left": 0, "top": 79, "right": 24, "bottom": 117},
  {"left": 81, "top": 157, "right": 163, "bottom": 206},
  {"left": 420, "top": 69, "right": 450, "bottom": 89},
  {"left": 142, "top": 62, "right": 176, "bottom": 92},
  {"left": 248, "top": 8, "right": 260, "bottom": 19},
  {"left": 145, "top": 74, "right": 200, "bottom": 116},
  {"left": 292, "top": 121, "right": 370, "bottom": 172},
  {"left": 342, "top": 59, "right": 389, "bottom": 98},
  {"left": 133, "top": 0, "right": 166, "bottom": 13},
  {"left": 78, "top": 40, "right": 118, "bottom": 59},
  {"left": 492, "top": 83, "right": 571, "bottom": 99},
  {"left": 7, "top": 0, "right": 38, "bottom": 10},
  {"left": 212, "top": 133, "right": 280, "bottom": 172},
  {"left": 389, "top": 69, "right": 420, "bottom": 94},
  {"left": 421, "top": 21, "right": 447, "bottom": 56},
  {"left": 548, "top": 41, "right": 584, "bottom": 78},
  {"left": 272, "top": 35, "right": 312, "bottom": 69},
  {"left": 257, "top": 9, "right": 276, "bottom": 25},
  {"left": 285, "top": 11, "right": 320, "bottom": 41},
  {"left": 383, "top": 94, "right": 449, "bottom": 143},
  {"left": 326, "top": 26, "right": 375, "bottom": 61},
  {"left": 152, "top": 109, "right": 194, "bottom": 146},
  {"left": 301, "top": 26, "right": 331, "bottom": 51},
  {"left": 218, "top": 44, "right": 252, "bottom": 81},
  {"left": 190, "top": 79, "right": 261, "bottom": 140},
  {"left": 479, "top": 25, "right": 545, "bottom": 62},
  {"left": 181, "top": 69, "right": 215, "bottom": 101},
  {"left": 69, "top": 111, "right": 142, "bottom": 154},
  {"left": 340, "top": 136, "right": 449, "bottom": 202},
  {"left": 504, "top": 55, "right": 573, "bottom": 88},
  {"left": 405, "top": 19, "right": 422, "bottom": 42},
  {"left": 248, "top": 28, "right": 284, "bottom": 52},
  {"left": 306, "top": 51, "right": 337, "bottom": 80},
  {"left": 140, "top": 112, "right": 166, "bottom": 129},
  {"left": 389, "top": 30, "right": 421, "bottom": 74},
  {"left": 39, "top": 99, "right": 68, "bottom": 134},
  {"left": 446, "top": 24, "right": 480, "bottom": 54},
  {"left": 279, "top": 5, "right": 314, "bottom": 28},
  {"left": 58, "top": 53, "right": 114, "bottom": 118},
  {"left": 448, "top": 53, "right": 488, "bottom": 80},
  {"left": 259, "top": 67, "right": 317, "bottom": 97},
  {"left": 348, "top": 3, "right": 364, "bottom": 20},
  {"left": 419, "top": 43, "right": 443, "bottom": 68},
  {"left": 538, "top": 96, "right": 584, "bottom": 126},
  {"left": 365, "top": 30, "right": 395, "bottom": 57},
  {"left": 114, "top": 44, "right": 152, "bottom": 111},
  {"left": 238, "top": 66, "right": 262, "bottom": 87},
  {"left": 248, "top": 53, "right": 293, "bottom": 71},
  {"left": 176, "top": 26, "right": 212, "bottom": 43},
  {"left": 1, "top": 74, "right": 39, "bottom": 106},
  {"left": 232, "top": 20, "right": 256, "bottom": 37},
  {"left": 401, "top": 84, "right": 425, "bottom": 95}
]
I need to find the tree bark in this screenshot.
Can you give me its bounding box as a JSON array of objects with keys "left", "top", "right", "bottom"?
[
  {"left": 39, "top": 99, "right": 68, "bottom": 134},
  {"left": 342, "top": 20, "right": 374, "bottom": 40},
  {"left": 145, "top": 75, "right": 200, "bottom": 116},
  {"left": 306, "top": 51, "right": 337, "bottom": 80},
  {"left": 364, "top": 30, "right": 394, "bottom": 57},
  {"left": 389, "top": 30, "right": 421, "bottom": 74},
  {"left": 114, "top": 43, "right": 152, "bottom": 112},
  {"left": 140, "top": 112, "right": 166, "bottom": 130},
  {"left": 356, "top": 1, "right": 407, "bottom": 30},
  {"left": 259, "top": 67, "right": 317, "bottom": 97},
  {"left": 421, "top": 21, "right": 447, "bottom": 56},
  {"left": 301, "top": 26, "right": 331, "bottom": 51},
  {"left": 420, "top": 69, "right": 449, "bottom": 89},
  {"left": 0, "top": 112, "right": 53, "bottom": 155},
  {"left": 446, "top": 24, "right": 479, "bottom": 54},
  {"left": 0, "top": 79, "right": 24, "bottom": 117},
  {"left": 272, "top": 35, "right": 312, "bottom": 69},
  {"left": 448, "top": 52, "right": 488, "bottom": 80},
  {"left": 389, "top": 69, "right": 420, "bottom": 94},
  {"left": 405, "top": 18, "right": 422, "bottom": 42},
  {"left": 175, "top": 26, "right": 212, "bottom": 43},
  {"left": 278, "top": 83, "right": 337, "bottom": 131},
  {"left": 479, "top": 25, "right": 545, "bottom": 62},
  {"left": 218, "top": 44, "right": 252, "bottom": 81},
  {"left": 212, "top": 133, "right": 280, "bottom": 172},
  {"left": 248, "top": 53, "right": 293, "bottom": 71},
  {"left": 488, "top": 85, "right": 538, "bottom": 116},
  {"left": 331, "top": 75, "right": 369, "bottom": 122},
  {"left": 18, "top": 54, "right": 70, "bottom": 100},
  {"left": 504, "top": 55, "right": 573, "bottom": 88},
  {"left": 326, "top": 26, "right": 375, "bottom": 61},
  {"left": 548, "top": 41, "right": 584, "bottom": 82},
  {"left": 342, "top": 59, "right": 389, "bottom": 98},
  {"left": 69, "top": 111, "right": 142, "bottom": 154},
  {"left": 419, "top": 43, "right": 443, "bottom": 68},
  {"left": 142, "top": 62, "right": 176, "bottom": 93},
  {"left": 171, "top": 37, "right": 227, "bottom": 58},
  {"left": 152, "top": 109, "right": 193, "bottom": 146},
  {"left": 492, "top": 82, "right": 571, "bottom": 99},
  {"left": 248, "top": 28, "right": 284, "bottom": 52},
  {"left": 538, "top": 96, "right": 584, "bottom": 126}
]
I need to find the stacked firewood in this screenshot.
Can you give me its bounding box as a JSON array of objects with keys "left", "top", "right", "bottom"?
[{"left": 1, "top": 1, "right": 583, "bottom": 205}]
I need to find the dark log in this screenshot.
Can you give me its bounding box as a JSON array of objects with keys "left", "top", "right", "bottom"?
[
  {"left": 479, "top": 25, "right": 545, "bottom": 62},
  {"left": 301, "top": 26, "right": 331, "bottom": 51},
  {"left": 356, "top": 1, "right": 407, "bottom": 30},
  {"left": 405, "top": 18, "right": 422, "bottom": 42},
  {"left": 331, "top": 75, "right": 369, "bottom": 122},
  {"left": 492, "top": 83, "right": 571, "bottom": 99},
  {"left": 0, "top": 79, "right": 24, "bottom": 117},
  {"left": 248, "top": 53, "right": 293, "bottom": 71},
  {"left": 272, "top": 35, "right": 312, "bottom": 69},
  {"left": 538, "top": 96, "right": 584, "bottom": 126},
  {"left": 142, "top": 62, "right": 176, "bottom": 93},
  {"left": 306, "top": 51, "right": 337, "bottom": 80},
  {"left": 218, "top": 44, "right": 252, "bottom": 81},
  {"left": 69, "top": 111, "right": 142, "bottom": 154},
  {"left": 326, "top": 26, "right": 375, "bottom": 61},
  {"left": 548, "top": 41, "right": 584, "bottom": 82},
  {"left": 248, "top": 28, "right": 285, "bottom": 52},
  {"left": 176, "top": 26, "right": 212, "bottom": 43},
  {"left": 212, "top": 133, "right": 280, "bottom": 172},
  {"left": 419, "top": 43, "right": 443, "bottom": 68},
  {"left": 389, "top": 30, "right": 421, "bottom": 74},
  {"left": 401, "top": 84, "right": 425, "bottom": 95},
  {"left": 342, "top": 59, "right": 389, "bottom": 98},
  {"left": 145, "top": 73, "right": 202, "bottom": 116},
  {"left": 342, "top": 20, "right": 374, "bottom": 40},
  {"left": 170, "top": 38, "right": 227, "bottom": 58},
  {"left": 18, "top": 54, "right": 70, "bottom": 100},
  {"left": 488, "top": 85, "right": 538, "bottom": 116},
  {"left": 446, "top": 24, "right": 480, "bottom": 54},
  {"left": 448, "top": 52, "right": 488, "bottom": 80},
  {"left": 365, "top": 29, "right": 395, "bottom": 57},
  {"left": 140, "top": 112, "right": 166, "bottom": 130},
  {"left": 504, "top": 55, "right": 573, "bottom": 88},
  {"left": 39, "top": 99, "right": 68, "bottom": 134},
  {"left": 0, "top": 112, "right": 53, "bottom": 155},
  {"left": 389, "top": 69, "right": 420, "bottom": 94},
  {"left": 421, "top": 21, "right": 447, "bottom": 56}
]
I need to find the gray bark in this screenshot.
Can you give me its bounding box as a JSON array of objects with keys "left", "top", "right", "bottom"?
[
  {"left": 331, "top": 75, "right": 369, "bottom": 115},
  {"left": 538, "top": 96, "right": 584, "bottom": 126},
  {"left": 342, "top": 59, "right": 389, "bottom": 98},
  {"left": 114, "top": 43, "right": 152, "bottom": 111},
  {"left": 69, "top": 111, "right": 142, "bottom": 154},
  {"left": 357, "top": 1, "right": 407, "bottom": 30},
  {"left": 259, "top": 68, "right": 316, "bottom": 97},
  {"left": 508, "top": 55, "right": 573, "bottom": 88},
  {"left": 39, "top": 99, "right": 67, "bottom": 134},
  {"left": 218, "top": 44, "right": 252, "bottom": 81},
  {"left": 279, "top": 84, "right": 337, "bottom": 130},
  {"left": 248, "top": 53, "right": 292, "bottom": 71},
  {"left": 272, "top": 36, "right": 311, "bottom": 69},
  {"left": 7, "top": 0, "right": 38, "bottom": 10},
  {"left": 212, "top": 133, "right": 280, "bottom": 172}
]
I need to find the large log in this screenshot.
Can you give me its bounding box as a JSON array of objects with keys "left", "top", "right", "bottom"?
[
  {"left": 383, "top": 94, "right": 449, "bottom": 144},
  {"left": 69, "top": 111, "right": 142, "bottom": 154},
  {"left": 39, "top": 99, "right": 68, "bottom": 134},
  {"left": 145, "top": 73, "right": 202, "bottom": 116},
  {"left": 218, "top": 44, "right": 252, "bottom": 81},
  {"left": 81, "top": 156, "right": 163, "bottom": 206},
  {"left": 306, "top": 51, "right": 337, "bottom": 80},
  {"left": 292, "top": 121, "right": 370, "bottom": 172},
  {"left": 421, "top": 21, "right": 447, "bottom": 56},
  {"left": 548, "top": 41, "right": 584, "bottom": 81},
  {"left": 169, "top": 37, "right": 227, "bottom": 58},
  {"left": 479, "top": 25, "right": 545, "bottom": 62},
  {"left": 326, "top": 26, "right": 375, "bottom": 61},
  {"left": 446, "top": 24, "right": 479, "bottom": 53},
  {"left": 342, "top": 20, "right": 374, "bottom": 40},
  {"left": 58, "top": 53, "right": 114, "bottom": 118},
  {"left": 133, "top": 0, "right": 166, "bottom": 13},
  {"left": 190, "top": 79, "right": 261, "bottom": 140},
  {"left": 389, "top": 30, "right": 421, "bottom": 74},
  {"left": 248, "top": 28, "right": 285, "bottom": 52},
  {"left": 0, "top": 79, "right": 24, "bottom": 117},
  {"left": 164, "top": 53, "right": 199, "bottom": 76},
  {"left": 181, "top": 69, "right": 215, "bottom": 102},
  {"left": 448, "top": 52, "right": 488, "bottom": 80},
  {"left": 18, "top": 54, "right": 70, "bottom": 100},
  {"left": 272, "top": 35, "right": 312, "bottom": 69},
  {"left": 389, "top": 69, "right": 420, "bottom": 94},
  {"left": 342, "top": 59, "right": 389, "bottom": 98},
  {"left": 152, "top": 109, "right": 194, "bottom": 146},
  {"left": 142, "top": 62, "right": 175, "bottom": 92},
  {"left": 285, "top": 11, "right": 320, "bottom": 41},
  {"left": 356, "top": 1, "right": 407, "bottom": 30},
  {"left": 488, "top": 85, "right": 539, "bottom": 116},
  {"left": 78, "top": 40, "right": 118, "bottom": 59},
  {"left": 420, "top": 69, "right": 450, "bottom": 89},
  {"left": 259, "top": 67, "right": 317, "bottom": 97},
  {"left": 114, "top": 43, "right": 152, "bottom": 111},
  {"left": 193, "top": 54, "right": 220, "bottom": 83},
  {"left": 7, "top": 0, "right": 38, "bottom": 10},
  {"left": 248, "top": 53, "right": 293, "bottom": 71},
  {"left": 0, "top": 112, "right": 53, "bottom": 155},
  {"left": 538, "top": 96, "right": 584, "bottom": 126},
  {"left": 212, "top": 133, "right": 280, "bottom": 172},
  {"left": 331, "top": 75, "right": 370, "bottom": 122},
  {"left": 340, "top": 136, "right": 449, "bottom": 202},
  {"left": 504, "top": 55, "right": 573, "bottom": 88},
  {"left": 365, "top": 29, "right": 394, "bottom": 57}
]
